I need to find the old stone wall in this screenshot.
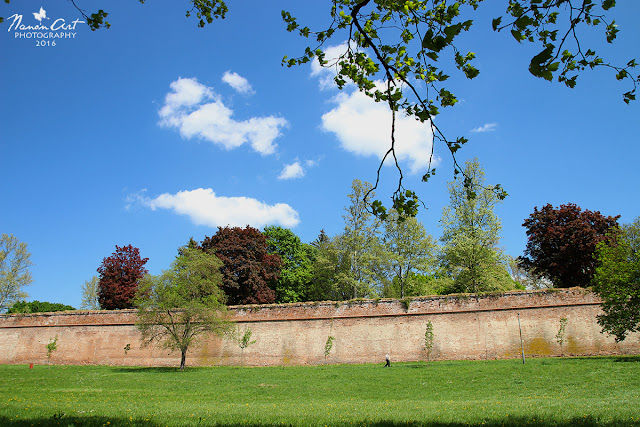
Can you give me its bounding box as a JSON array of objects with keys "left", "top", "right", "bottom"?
[{"left": 0, "top": 288, "right": 637, "bottom": 367}]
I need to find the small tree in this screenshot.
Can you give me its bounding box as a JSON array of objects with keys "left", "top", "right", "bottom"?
[
  {"left": 424, "top": 321, "right": 434, "bottom": 365},
  {"left": 98, "top": 245, "right": 149, "bottom": 310},
  {"left": 136, "top": 247, "right": 231, "bottom": 370},
  {"left": 0, "top": 234, "right": 33, "bottom": 312},
  {"left": 555, "top": 317, "right": 568, "bottom": 356}
]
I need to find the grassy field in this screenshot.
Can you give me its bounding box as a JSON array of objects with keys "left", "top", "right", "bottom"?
[{"left": 0, "top": 357, "right": 639, "bottom": 426}]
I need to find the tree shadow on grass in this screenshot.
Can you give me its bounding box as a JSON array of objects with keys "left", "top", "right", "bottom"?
[
  {"left": 110, "top": 366, "right": 183, "bottom": 373},
  {"left": 612, "top": 355, "right": 640, "bottom": 363},
  {"left": 2, "top": 415, "right": 637, "bottom": 427}
]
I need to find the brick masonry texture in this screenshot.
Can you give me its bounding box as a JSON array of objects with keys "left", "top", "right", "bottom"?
[{"left": 0, "top": 288, "right": 638, "bottom": 367}]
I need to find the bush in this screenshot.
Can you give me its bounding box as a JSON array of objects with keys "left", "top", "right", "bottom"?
[{"left": 7, "top": 300, "right": 75, "bottom": 314}]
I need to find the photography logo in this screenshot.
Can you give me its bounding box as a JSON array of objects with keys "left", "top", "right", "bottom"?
[{"left": 6, "top": 6, "right": 86, "bottom": 46}]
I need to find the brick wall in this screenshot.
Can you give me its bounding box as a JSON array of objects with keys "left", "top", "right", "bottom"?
[{"left": 0, "top": 288, "right": 637, "bottom": 367}]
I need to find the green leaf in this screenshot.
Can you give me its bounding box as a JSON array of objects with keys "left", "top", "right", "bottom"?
[
  {"left": 492, "top": 16, "right": 502, "bottom": 31},
  {"left": 422, "top": 29, "right": 448, "bottom": 52},
  {"left": 616, "top": 70, "right": 628, "bottom": 80},
  {"left": 511, "top": 29, "right": 524, "bottom": 43}
]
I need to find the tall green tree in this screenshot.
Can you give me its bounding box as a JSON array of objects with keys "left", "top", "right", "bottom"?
[
  {"left": 506, "top": 256, "right": 550, "bottom": 290},
  {"left": 264, "top": 226, "right": 315, "bottom": 303},
  {"left": 308, "top": 232, "right": 352, "bottom": 301},
  {"left": 381, "top": 210, "right": 437, "bottom": 298},
  {"left": 80, "top": 276, "right": 100, "bottom": 310},
  {"left": 136, "top": 247, "right": 231, "bottom": 370},
  {"left": 0, "top": 234, "right": 32, "bottom": 313},
  {"left": 341, "top": 179, "right": 386, "bottom": 298},
  {"left": 593, "top": 217, "right": 640, "bottom": 342},
  {"left": 439, "top": 159, "right": 514, "bottom": 293}
]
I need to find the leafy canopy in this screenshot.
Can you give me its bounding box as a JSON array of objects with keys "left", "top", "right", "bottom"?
[
  {"left": 10, "top": 0, "right": 636, "bottom": 218},
  {"left": 281, "top": 0, "right": 637, "bottom": 216},
  {"left": 381, "top": 209, "right": 437, "bottom": 298}
]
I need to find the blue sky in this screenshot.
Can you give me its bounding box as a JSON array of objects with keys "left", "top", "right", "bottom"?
[{"left": 1, "top": 0, "right": 638, "bottom": 309}]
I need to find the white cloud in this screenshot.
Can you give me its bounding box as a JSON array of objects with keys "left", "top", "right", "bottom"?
[
  {"left": 222, "top": 71, "right": 254, "bottom": 95},
  {"left": 158, "top": 77, "right": 287, "bottom": 156},
  {"left": 470, "top": 122, "right": 497, "bottom": 133},
  {"left": 321, "top": 84, "right": 437, "bottom": 174},
  {"left": 278, "top": 162, "right": 305, "bottom": 180},
  {"left": 137, "top": 188, "right": 300, "bottom": 228},
  {"left": 310, "top": 43, "right": 351, "bottom": 90}
]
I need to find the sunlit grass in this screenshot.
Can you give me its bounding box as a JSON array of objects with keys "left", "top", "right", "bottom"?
[{"left": 1, "top": 356, "right": 639, "bottom": 426}]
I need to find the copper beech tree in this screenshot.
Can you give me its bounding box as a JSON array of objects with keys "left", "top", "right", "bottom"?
[
  {"left": 198, "top": 226, "right": 282, "bottom": 305},
  {"left": 97, "top": 244, "right": 149, "bottom": 310},
  {"left": 520, "top": 203, "right": 619, "bottom": 288}
]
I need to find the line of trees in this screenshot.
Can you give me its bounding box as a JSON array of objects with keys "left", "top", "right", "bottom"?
[
  {"left": 311, "top": 159, "right": 519, "bottom": 300},
  {"left": 2, "top": 161, "right": 639, "bottom": 361}
]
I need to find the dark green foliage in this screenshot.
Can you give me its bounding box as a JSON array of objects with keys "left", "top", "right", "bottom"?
[
  {"left": 593, "top": 217, "right": 640, "bottom": 342},
  {"left": 7, "top": 300, "right": 75, "bottom": 314}
]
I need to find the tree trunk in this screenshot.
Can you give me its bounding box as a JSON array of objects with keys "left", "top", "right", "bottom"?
[{"left": 180, "top": 349, "right": 187, "bottom": 370}]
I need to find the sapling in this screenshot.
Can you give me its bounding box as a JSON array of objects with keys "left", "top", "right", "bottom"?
[
  {"left": 324, "top": 335, "right": 335, "bottom": 360},
  {"left": 556, "top": 317, "right": 568, "bottom": 356},
  {"left": 424, "top": 321, "right": 434, "bottom": 365},
  {"left": 46, "top": 336, "right": 58, "bottom": 363},
  {"left": 238, "top": 328, "right": 256, "bottom": 365}
]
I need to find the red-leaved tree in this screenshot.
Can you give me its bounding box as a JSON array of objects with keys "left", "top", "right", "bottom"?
[
  {"left": 520, "top": 203, "right": 619, "bottom": 288},
  {"left": 97, "top": 245, "right": 149, "bottom": 310},
  {"left": 199, "top": 226, "right": 281, "bottom": 305}
]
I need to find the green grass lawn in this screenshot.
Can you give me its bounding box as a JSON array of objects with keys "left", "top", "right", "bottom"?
[{"left": 0, "top": 357, "right": 639, "bottom": 426}]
